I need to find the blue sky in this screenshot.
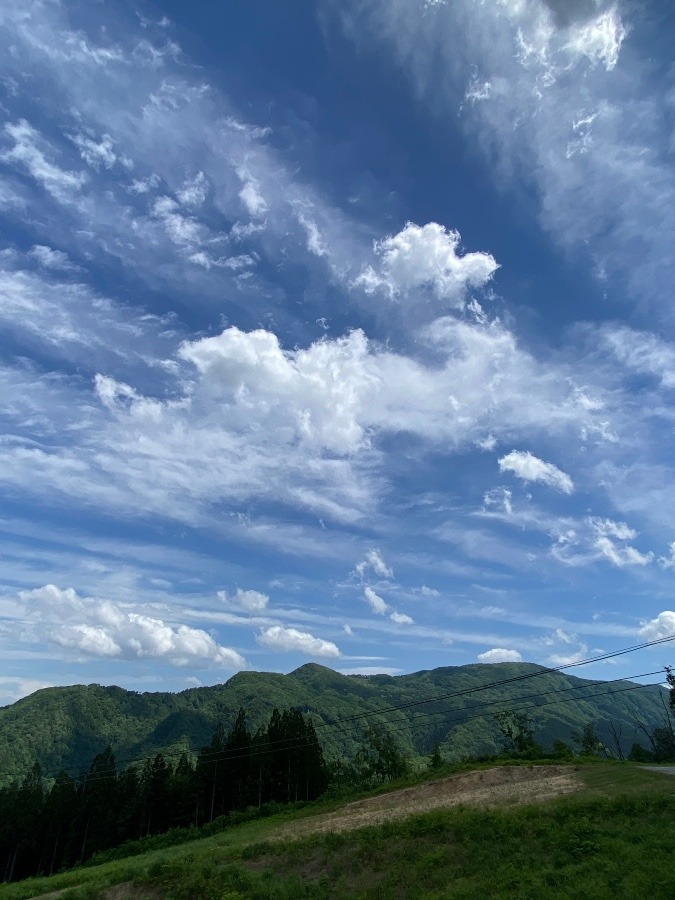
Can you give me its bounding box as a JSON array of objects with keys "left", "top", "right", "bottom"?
[{"left": 1, "top": 0, "right": 675, "bottom": 706}]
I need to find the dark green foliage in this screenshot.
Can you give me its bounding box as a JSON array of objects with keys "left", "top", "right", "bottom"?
[
  {"left": 1, "top": 663, "right": 671, "bottom": 787},
  {"left": 494, "top": 709, "right": 542, "bottom": 758},
  {"left": 3, "top": 764, "right": 675, "bottom": 899},
  {"left": 0, "top": 705, "right": 327, "bottom": 885},
  {"left": 355, "top": 725, "right": 410, "bottom": 784},
  {"left": 628, "top": 742, "right": 653, "bottom": 762},
  {"left": 571, "top": 722, "right": 605, "bottom": 757},
  {"left": 2, "top": 662, "right": 675, "bottom": 888},
  {"left": 551, "top": 738, "right": 574, "bottom": 760},
  {"left": 428, "top": 742, "right": 444, "bottom": 770}
]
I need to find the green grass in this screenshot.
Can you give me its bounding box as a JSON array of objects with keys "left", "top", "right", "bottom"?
[{"left": 3, "top": 763, "right": 674, "bottom": 900}]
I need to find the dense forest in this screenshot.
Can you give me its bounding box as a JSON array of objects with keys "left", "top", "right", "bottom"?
[
  {"left": 3, "top": 666, "right": 675, "bottom": 885},
  {"left": 1, "top": 662, "right": 672, "bottom": 784},
  {"left": 0, "top": 707, "right": 328, "bottom": 883},
  {"left": 3, "top": 669, "right": 675, "bottom": 884}
]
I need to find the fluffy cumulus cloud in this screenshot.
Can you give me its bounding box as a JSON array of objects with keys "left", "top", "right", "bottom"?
[
  {"left": 364, "top": 586, "right": 388, "bottom": 615},
  {"left": 177, "top": 327, "right": 372, "bottom": 456},
  {"left": 18, "top": 584, "right": 245, "bottom": 668},
  {"left": 498, "top": 450, "right": 574, "bottom": 494},
  {"left": 477, "top": 648, "right": 523, "bottom": 663},
  {"left": 638, "top": 612, "right": 675, "bottom": 642},
  {"left": 355, "top": 222, "right": 498, "bottom": 306},
  {"left": 218, "top": 587, "right": 269, "bottom": 613},
  {"left": 257, "top": 625, "right": 341, "bottom": 658},
  {"left": 2, "top": 0, "right": 674, "bottom": 691},
  {"left": 0, "top": 308, "right": 608, "bottom": 531}
]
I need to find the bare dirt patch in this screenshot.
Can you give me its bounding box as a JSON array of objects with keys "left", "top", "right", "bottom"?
[
  {"left": 274, "top": 765, "right": 582, "bottom": 840},
  {"left": 100, "top": 884, "right": 163, "bottom": 900},
  {"left": 30, "top": 882, "right": 162, "bottom": 900}
]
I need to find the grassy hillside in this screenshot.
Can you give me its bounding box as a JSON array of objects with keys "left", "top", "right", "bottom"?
[
  {"left": 1, "top": 764, "right": 674, "bottom": 899},
  {"left": 0, "top": 662, "right": 668, "bottom": 783}
]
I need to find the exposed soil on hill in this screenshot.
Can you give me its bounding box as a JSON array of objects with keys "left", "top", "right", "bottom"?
[
  {"left": 273, "top": 764, "right": 582, "bottom": 840},
  {"left": 30, "top": 766, "right": 582, "bottom": 898}
]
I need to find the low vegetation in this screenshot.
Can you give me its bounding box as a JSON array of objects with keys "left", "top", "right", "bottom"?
[
  {"left": 1, "top": 667, "right": 673, "bottom": 896},
  {"left": 1, "top": 662, "right": 670, "bottom": 784},
  {"left": 1, "top": 764, "right": 674, "bottom": 899}
]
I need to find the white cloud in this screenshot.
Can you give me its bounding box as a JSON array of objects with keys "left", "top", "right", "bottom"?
[
  {"left": 483, "top": 486, "right": 513, "bottom": 516},
  {"left": 390, "top": 610, "right": 414, "bottom": 625},
  {"left": 477, "top": 434, "right": 497, "bottom": 451},
  {"left": 564, "top": 6, "right": 627, "bottom": 72},
  {"left": 336, "top": 0, "right": 673, "bottom": 314},
  {"left": 547, "top": 644, "right": 589, "bottom": 667},
  {"left": 297, "top": 214, "right": 327, "bottom": 257},
  {"left": 354, "top": 221, "right": 498, "bottom": 306},
  {"left": 589, "top": 518, "right": 653, "bottom": 568},
  {"left": 257, "top": 625, "right": 341, "bottom": 658},
  {"left": 237, "top": 165, "right": 267, "bottom": 217},
  {"left": 364, "top": 586, "right": 388, "bottom": 615},
  {"left": 498, "top": 450, "right": 574, "bottom": 494},
  {"left": 72, "top": 132, "right": 127, "bottom": 170},
  {"left": 1, "top": 120, "right": 86, "bottom": 202},
  {"left": 18, "top": 584, "right": 245, "bottom": 668},
  {"left": 551, "top": 516, "right": 653, "bottom": 569},
  {"left": 218, "top": 587, "right": 269, "bottom": 612},
  {"left": 638, "top": 611, "right": 675, "bottom": 643},
  {"left": 477, "top": 647, "right": 522, "bottom": 663},
  {"left": 0, "top": 677, "right": 54, "bottom": 705},
  {"left": 658, "top": 543, "right": 675, "bottom": 571},
  {"left": 598, "top": 326, "right": 675, "bottom": 390},
  {"left": 28, "top": 245, "right": 76, "bottom": 271},
  {"left": 176, "top": 171, "right": 208, "bottom": 206},
  {"left": 338, "top": 666, "right": 402, "bottom": 676},
  {"left": 128, "top": 173, "right": 160, "bottom": 194},
  {"left": 151, "top": 195, "right": 204, "bottom": 248},
  {"left": 0, "top": 302, "right": 618, "bottom": 550},
  {"left": 355, "top": 549, "right": 394, "bottom": 579}
]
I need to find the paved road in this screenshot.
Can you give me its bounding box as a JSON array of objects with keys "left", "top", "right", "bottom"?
[{"left": 641, "top": 766, "right": 675, "bottom": 775}]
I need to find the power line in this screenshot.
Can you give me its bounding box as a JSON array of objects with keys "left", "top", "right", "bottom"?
[
  {"left": 2, "top": 634, "right": 674, "bottom": 786},
  {"left": 312, "top": 633, "right": 675, "bottom": 730},
  {"left": 6, "top": 665, "right": 668, "bottom": 787}
]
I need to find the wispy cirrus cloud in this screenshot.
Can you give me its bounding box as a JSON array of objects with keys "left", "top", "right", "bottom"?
[
  {"left": 1, "top": 0, "right": 673, "bottom": 698},
  {"left": 329, "top": 0, "right": 675, "bottom": 317}
]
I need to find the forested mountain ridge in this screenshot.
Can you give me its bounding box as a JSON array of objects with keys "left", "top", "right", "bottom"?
[{"left": 0, "top": 662, "right": 669, "bottom": 784}]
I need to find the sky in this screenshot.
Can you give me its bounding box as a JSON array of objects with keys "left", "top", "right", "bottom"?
[{"left": 1, "top": 0, "right": 675, "bottom": 707}]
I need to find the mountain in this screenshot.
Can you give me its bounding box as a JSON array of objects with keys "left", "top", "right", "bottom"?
[{"left": 0, "top": 663, "right": 668, "bottom": 783}]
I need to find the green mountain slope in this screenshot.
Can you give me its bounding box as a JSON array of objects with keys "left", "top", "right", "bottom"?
[{"left": 0, "top": 663, "right": 668, "bottom": 783}]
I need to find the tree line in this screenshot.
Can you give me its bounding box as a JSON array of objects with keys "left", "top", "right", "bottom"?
[
  {"left": 3, "top": 673, "right": 675, "bottom": 885},
  {"left": 0, "top": 706, "right": 327, "bottom": 883}
]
